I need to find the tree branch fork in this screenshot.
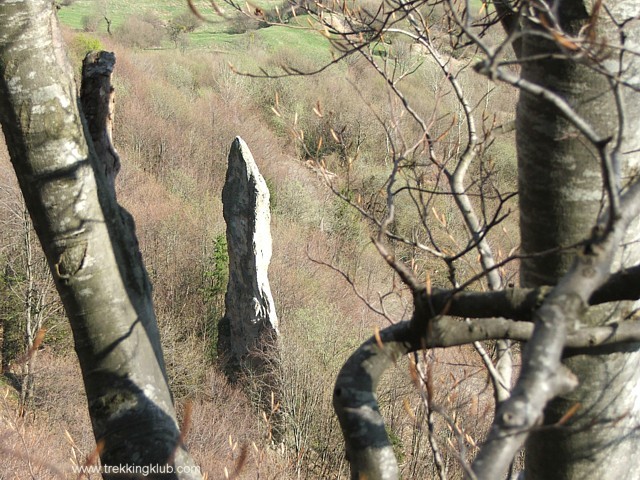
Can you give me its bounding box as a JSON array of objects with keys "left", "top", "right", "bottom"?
[
  {"left": 334, "top": 276, "right": 640, "bottom": 480},
  {"left": 411, "top": 261, "right": 640, "bottom": 349},
  {"left": 334, "top": 179, "right": 640, "bottom": 480}
]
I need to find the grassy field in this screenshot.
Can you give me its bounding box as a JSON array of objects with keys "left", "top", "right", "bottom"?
[
  {"left": 58, "top": 0, "right": 489, "bottom": 33},
  {"left": 57, "top": 0, "right": 490, "bottom": 61},
  {"left": 58, "top": 0, "right": 244, "bottom": 49},
  {"left": 57, "top": 0, "right": 333, "bottom": 58},
  {"left": 58, "top": 0, "right": 186, "bottom": 29}
]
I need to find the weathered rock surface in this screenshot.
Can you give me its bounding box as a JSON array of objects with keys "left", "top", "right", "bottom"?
[{"left": 219, "top": 137, "right": 278, "bottom": 372}]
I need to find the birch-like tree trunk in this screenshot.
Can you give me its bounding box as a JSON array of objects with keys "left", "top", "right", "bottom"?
[
  {"left": 0, "top": 2, "right": 201, "bottom": 478},
  {"left": 518, "top": 2, "right": 640, "bottom": 478}
]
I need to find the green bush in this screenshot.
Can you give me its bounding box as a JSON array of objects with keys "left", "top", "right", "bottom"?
[
  {"left": 167, "top": 11, "right": 201, "bottom": 49},
  {"left": 165, "top": 62, "right": 197, "bottom": 94},
  {"left": 200, "top": 234, "right": 229, "bottom": 362},
  {"left": 70, "top": 33, "right": 104, "bottom": 57}
]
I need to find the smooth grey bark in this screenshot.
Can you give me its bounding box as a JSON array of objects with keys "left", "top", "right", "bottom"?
[
  {"left": 219, "top": 137, "right": 278, "bottom": 374},
  {"left": 333, "top": 324, "right": 408, "bottom": 480},
  {"left": 472, "top": 178, "right": 640, "bottom": 478},
  {"left": 0, "top": 2, "right": 201, "bottom": 478},
  {"left": 516, "top": 2, "right": 640, "bottom": 479}
]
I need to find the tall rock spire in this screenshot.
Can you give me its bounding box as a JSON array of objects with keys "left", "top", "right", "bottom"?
[{"left": 219, "top": 137, "right": 279, "bottom": 375}]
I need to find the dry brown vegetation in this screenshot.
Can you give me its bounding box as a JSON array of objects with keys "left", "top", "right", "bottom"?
[{"left": 0, "top": 14, "right": 519, "bottom": 478}]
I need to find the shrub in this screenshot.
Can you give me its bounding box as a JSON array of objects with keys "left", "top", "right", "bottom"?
[
  {"left": 70, "top": 33, "right": 104, "bottom": 57},
  {"left": 116, "top": 15, "right": 164, "bottom": 49},
  {"left": 0, "top": 265, "right": 23, "bottom": 372},
  {"left": 167, "top": 11, "right": 201, "bottom": 49},
  {"left": 327, "top": 191, "right": 367, "bottom": 244},
  {"left": 271, "top": 179, "right": 324, "bottom": 227},
  {"left": 226, "top": 13, "right": 265, "bottom": 35},
  {"left": 165, "top": 62, "right": 197, "bottom": 94},
  {"left": 270, "top": 302, "right": 359, "bottom": 478},
  {"left": 81, "top": 13, "right": 102, "bottom": 32}
]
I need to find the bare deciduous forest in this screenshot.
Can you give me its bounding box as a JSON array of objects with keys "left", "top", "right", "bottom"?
[{"left": 1, "top": 0, "right": 639, "bottom": 479}]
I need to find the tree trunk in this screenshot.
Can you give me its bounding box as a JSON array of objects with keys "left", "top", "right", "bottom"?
[
  {"left": 0, "top": 2, "right": 201, "bottom": 477},
  {"left": 518, "top": 2, "right": 640, "bottom": 478}
]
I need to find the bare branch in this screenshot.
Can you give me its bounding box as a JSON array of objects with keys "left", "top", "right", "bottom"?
[
  {"left": 334, "top": 175, "right": 640, "bottom": 479},
  {"left": 333, "top": 323, "right": 410, "bottom": 480},
  {"left": 493, "top": 0, "right": 524, "bottom": 58},
  {"left": 414, "top": 261, "right": 640, "bottom": 323},
  {"left": 333, "top": 310, "right": 640, "bottom": 478}
]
